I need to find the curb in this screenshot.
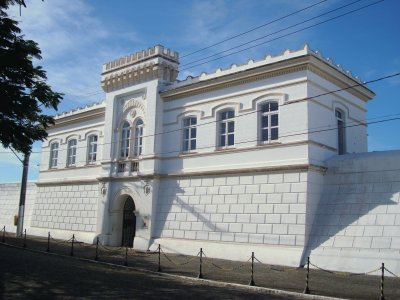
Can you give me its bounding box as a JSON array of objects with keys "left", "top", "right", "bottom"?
[{"left": 0, "top": 242, "right": 345, "bottom": 300}]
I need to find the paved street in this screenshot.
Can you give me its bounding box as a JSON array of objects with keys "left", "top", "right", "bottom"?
[
  {"left": 0, "top": 245, "right": 300, "bottom": 299},
  {"left": 1, "top": 234, "right": 400, "bottom": 299}
]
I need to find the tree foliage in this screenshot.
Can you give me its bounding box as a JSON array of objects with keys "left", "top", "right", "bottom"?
[{"left": 0, "top": 0, "right": 62, "bottom": 155}]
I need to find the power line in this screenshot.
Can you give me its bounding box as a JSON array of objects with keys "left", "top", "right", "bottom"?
[
  {"left": 181, "top": 0, "right": 365, "bottom": 67},
  {"left": 180, "top": 0, "right": 383, "bottom": 72},
  {"left": 40, "top": 1, "right": 375, "bottom": 100},
  {"left": 0, "top": 71, "right": 398, "bottom": 157},
  {"left": 180, "top": 0, "right": 329, "bottom": 59},
  {"left": 25, "top": 114, "right": 400, "bottom": 167}
]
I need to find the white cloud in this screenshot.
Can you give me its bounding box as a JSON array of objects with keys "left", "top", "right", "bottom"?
[{"left": 8, "top": 0, "right": 139, "bottom": 108}]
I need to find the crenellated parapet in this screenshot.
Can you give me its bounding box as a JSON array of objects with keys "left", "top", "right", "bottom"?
[{"left": 101, "top": 45, "right": 179, "bottom": 93}]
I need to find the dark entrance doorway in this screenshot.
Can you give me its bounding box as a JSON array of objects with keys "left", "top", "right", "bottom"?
[{"left": 121, "top": 197, "right": 136, "bottom": 247}]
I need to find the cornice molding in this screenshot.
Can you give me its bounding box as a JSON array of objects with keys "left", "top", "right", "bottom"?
[
  {"left": 97, "top": 163, "right": 326, "bottom": 183},
  {"left": 160, "top": 54, "right": 374, "bottom": 102},
  {"left": 36, "top": 178, "right": 99, "bottom": 186},
  {"left": 50, "top": 107, "right": 105, "bottom": 129}
]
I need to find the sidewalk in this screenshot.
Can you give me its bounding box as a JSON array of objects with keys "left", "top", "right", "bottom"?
[{"left": 1, "top": 231, "right": 399, "bottom": 300}]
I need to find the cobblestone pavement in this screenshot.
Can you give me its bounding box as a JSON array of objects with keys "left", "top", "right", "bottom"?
[{"left": 1, "top": 233, "right": 399, "bottom": 299}]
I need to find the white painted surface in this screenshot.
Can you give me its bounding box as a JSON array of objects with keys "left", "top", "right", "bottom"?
[
  {"left": 308, "top": 151, "right": 400, "bottom": 275},
  {"left": 0, "top": 182, "right": 36, "bottom": 233}
]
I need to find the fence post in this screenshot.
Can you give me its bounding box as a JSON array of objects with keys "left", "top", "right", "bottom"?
[
  {"left": 2, "top": 226, "right": 5, "bottom": 243},
  {"left": 303, "top": 256, "right": 310, "bottom": 294},
  {"left": 95, "top": 237, "right": 99, "bottom": 261},
  {"left": 380, "top": 263, "right": 385, "bottom": 300},
  {"left": 70, "top": 234, "right": 75, "bottom": 256},
  {"left": 249, "top": 251, "right": 255, "bottom": 286},
  {"left": 157, "top": 244, "right": 162, "bottom": 272},
  {"left": 46, "top": 232, "right": 50, "bottom": 252},
  {"left": 124, "top": 246, "right": 128, "bottom": 266},
  {"left": 23, "top": 229, "right": 27, "bottom": 248},
  {"left": 198, "top": 248, "right": 204, "bottom": 279}
]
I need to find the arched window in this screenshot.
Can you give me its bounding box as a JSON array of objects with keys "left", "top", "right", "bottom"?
[
  {"left": 183, "top": 116, "right": 197, "bottom": 152},
  {"left": 87, "top": 135, "right": 98, "bottom": 163},
  {"left": 133, "top": 119, "right": 144, "bottom": 157},
  {"left": 120, "top": 122, "right": 130, "bottom": 158},
  {"left": 260, "top": 101, "right": 279, "bottom": 142},
  {"left": 219, "top": 110, "right": 235, "bottom": 147},
  {"left": 49, "top": 142, "right": 59, "bottom": 168},
  {"left": 335, "top": 109, "right": 345, "bottom": 155},
  {"left": 67, "top": 139, "right": 77, "bottom": 166}
]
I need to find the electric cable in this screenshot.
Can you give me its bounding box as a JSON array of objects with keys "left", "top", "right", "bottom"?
[
  {"left": 180, "top": 0, "right": 383, "bottom": 72},
  {"left": 181, "top": 0, "right": 366, "bottom": 67},
  {"left": 180, "top": 0, "right": 329, "bottom": 58},
  {"left": 0, "top": 72, "right": 398, "bottom": 161}
]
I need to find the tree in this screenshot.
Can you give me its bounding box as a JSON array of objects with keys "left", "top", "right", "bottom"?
[{"left": 0, "top": 0, "right": 62, "bottom": 155}]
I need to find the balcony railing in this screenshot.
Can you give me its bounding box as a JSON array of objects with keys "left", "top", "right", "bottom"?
[{"left": 117, "top": 160, "right": 139, "bottom": 175}]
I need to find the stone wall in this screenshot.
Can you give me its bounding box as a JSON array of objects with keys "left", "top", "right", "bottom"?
[
  {"left": 155, "top": 170, "right": 309, "bottom": 247},
  {"left": 31, "top": 184, "right": 99, "bottom": 234},
  {"left": 307, "top": 150, "right": 400, "bottom": 275},
  {"left": 0, "top": 182, "right": 36, "bottom": 232}
]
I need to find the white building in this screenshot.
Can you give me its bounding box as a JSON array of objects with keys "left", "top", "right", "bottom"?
[{"left": 1, "top": 45, "right": 399, "bottom": 274}]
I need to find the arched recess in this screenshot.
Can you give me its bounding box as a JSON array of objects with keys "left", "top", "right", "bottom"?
[
  {"left": 108, "top": 187, "right": 140, "bottom": 247},
  {"left": 250, "top": 92, "right": 287, "bottom": 110}
]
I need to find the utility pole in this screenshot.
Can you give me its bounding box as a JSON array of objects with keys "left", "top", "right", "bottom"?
[{"left": 16, "top": 152, "right": 30, "bottom": 237}]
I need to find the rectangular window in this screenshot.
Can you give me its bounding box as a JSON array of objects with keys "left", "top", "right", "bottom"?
[
  {"left": 219, "top": 110, "right": 234, "bottom": 147},
  {"left": 87, "top": 135, "right": 98, "bottom": 163},
  {"left": 121, "top": 122, "right": 130, "bottom": 158},
  {"left": 134, "top": 120, "right": 144, "bottom": 156},
  {"left": 67, "top": 139, "right": 77, "bottom": 166},
  {"left": 336, "top": 110, "right": 345, "bottom": 155},
  {"left": 261, "top": 102, "right": 279, "bottom": 142},
  {"left": 183, "top": 117, "right": 197, "bottom": 151},
  {"left": 49, "top": 142, "right": 59, "bottom": 168}
]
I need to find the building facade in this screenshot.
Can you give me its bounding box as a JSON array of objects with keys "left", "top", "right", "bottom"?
[{"left": 2, "top": 45, "right": 399, "bottom": 274}]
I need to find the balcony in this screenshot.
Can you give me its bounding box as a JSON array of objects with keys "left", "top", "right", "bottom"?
[{"left": 116, "top": 159, "right": 140, "bottom": 175}]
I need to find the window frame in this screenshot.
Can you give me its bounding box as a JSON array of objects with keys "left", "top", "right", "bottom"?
[
  {"left": 87, "top": 134, "right": 98, "bottom": 164},
  {"left": 335, "top": 109, "right": 346, "bottom": 155},
  {"left": 49, "top": 142, "right": 59, "bottom": 169},
  {"left": 133, "top": 119, "right": 144, "bottom": 157},
  {"left": 120, "top": 122, "right": 131, "bottom": 159},
  {"left": 182, "top": 116, "right": 197, "bottom": 152},
  {"left": 259, "top": 101, "right": 279, "bottom": 143},
  {"left": 66, "top": 138, "right": 77, "bottom": 167},
  {"left": 218, "top": 109, "right": 235, "bottom": 149}
]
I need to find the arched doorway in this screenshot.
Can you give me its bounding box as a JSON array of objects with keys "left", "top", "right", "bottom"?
[{"left": 121, "top": 197, "right": 136, "bottom": 247}]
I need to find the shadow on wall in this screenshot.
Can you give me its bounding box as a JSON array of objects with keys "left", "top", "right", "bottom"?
[
  {"left": 300, "top": 151, "right": 400, "bottom": 265},
  {"left": 152, "top": 177, "right": 226, "bottom": 252}
]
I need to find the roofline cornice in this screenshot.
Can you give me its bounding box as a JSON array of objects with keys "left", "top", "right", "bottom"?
[
  {"left": 160, "top": 54, "right": 375, "bottom": 101},
  {"left": 50, "top": 107, "right": 106, "bottom": 129}
]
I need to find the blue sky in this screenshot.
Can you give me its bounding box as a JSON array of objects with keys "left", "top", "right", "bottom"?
[{"left": 1, "top": 0, "right": 399, "bottom": 182}]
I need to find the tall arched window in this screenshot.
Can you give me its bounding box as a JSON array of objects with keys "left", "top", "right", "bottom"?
[
  {"left": 87, "top": 135, "right": 98, "bottom": 163},
  {"left": 49, "top": 142, "right": 59, "bottom": 168},
  {"left": 67, "top": 139, "right": 77, "bottom": 166},
  {"left": 260, "top": 101, "right": 279, "bottom": 142},
  {"left": 120, "top": 122, "right": 130, "bottom": 158},
  {"left": 134, "top": 119, "right": 144, "bottom": 157},
  {"left": 219, "top": 110, "right": 235, "bottom": 147},
  {"left": 335, "top": 109, "right": 345, "bottom": 155}
]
